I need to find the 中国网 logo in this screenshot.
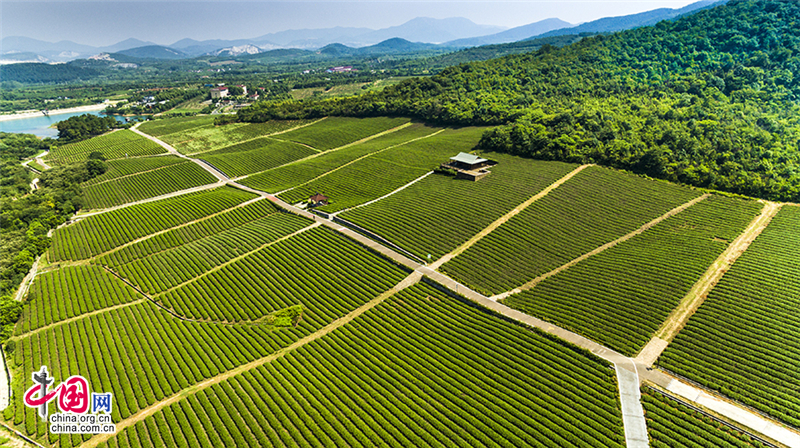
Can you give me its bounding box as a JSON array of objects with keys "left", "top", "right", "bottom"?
[{"left": 23, "top": 366, "right": 116, "bottom": 434}]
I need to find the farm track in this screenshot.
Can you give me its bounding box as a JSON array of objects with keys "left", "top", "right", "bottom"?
[
  {"left": 80, "top": 271, "right": 424, "bottom": 448},
  {"left": 11, "top": 299, "right": 147, "bottom": 341},
  {"left": 636, "top": 200, "right": 782, "bottom": 366},
  {"left": 154, "top": 223, "right": 320, "bottom": 297},
  {"left": 277, "top": 128, "right": 445, "bottom": 196},
  {"left": 174, "top": 117, "right": 327, "bottom": 156},
  {"left": 429, "top": 164, "right": 593, "bottom": 270},
  {"left": 490, "top": 193, "right": 711, "bottom": 301},
  {"left": 81, "top": 196, "right": 265, "bottom": 264}
]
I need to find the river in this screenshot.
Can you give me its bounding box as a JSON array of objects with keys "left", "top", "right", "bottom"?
[{"left": 0, "top": 111, "right": 146, "bottom": 138}]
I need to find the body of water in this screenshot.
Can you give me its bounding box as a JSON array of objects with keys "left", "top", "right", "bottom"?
[{"left": 0, "top": 111, "right": 146, "bottom": 138}]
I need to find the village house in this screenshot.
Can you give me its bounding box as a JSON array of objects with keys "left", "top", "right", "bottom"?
[
  {"left": 210, "top": 86, "right": 229, "bottom": 99},
  {"left": 326, "top": 66, "right": 354, "bottom": 73}
]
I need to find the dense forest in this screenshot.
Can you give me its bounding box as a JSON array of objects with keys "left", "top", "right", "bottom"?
[
  {"left": 55, "top": 114, "right": 120, "bottom": 142},
  {"left": 238, "top": 0, "right": 800, "bottom": 201}
]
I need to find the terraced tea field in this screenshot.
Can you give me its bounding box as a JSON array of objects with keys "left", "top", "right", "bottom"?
[
  {"left": 157, "top": 226, "right": 410, "bottom": 326},
  {"left": 273, "top": 116, "right": 410, "bottom": 151},
  {"left": 11, "top": 301, "right": 303, "bottom": 447},
  {"left": 659, "top": 205, "right": 800, "bottom": 428},
  {"left": 49, "top": 186, "right": 257, "bottom": 261},
  {"left": 198, "top": 138, "right": 318, "bottom": 178},
  {"left": 82, "top": 160, "right": 217, "bottom": 209},
  {"left": 98, "top": 284, "right": 626, "bottom": 448},
  {"left": 82, "top": 157, "right": 186, "bottom": 185},
  {"left": 17, "top": 265, "right": 142, "bottom": 334},
  {"left": 45, "top": 130, "right": 166, "bottom": 164},
  {"left": 502, "top": 195, "right": 762, "bottom": 356},
  {"left": 6, "top": 115, "right": 796, "bottom": 448},
  {"left": 340, "top": 154, "right": 578, "bottom": 260},
  {"left": 440, "top": 166, "right": 703, "bottom": 295},
  {"left": 106, "top": 212, "right": 311, "bottom": 295},
  {"left": 279, "top": 127, "right": 488, "bottom": 212},
  {"left": 240, "top": 123, "right": 441, "bottom": 193}
]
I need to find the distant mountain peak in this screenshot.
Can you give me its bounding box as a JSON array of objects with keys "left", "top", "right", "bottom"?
[{"left": 210, "top": 44, "right": 264, "bottom": 57}]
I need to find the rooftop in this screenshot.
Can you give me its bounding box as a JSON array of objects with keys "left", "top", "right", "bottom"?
[{"left": 450, "top": 152, "right": 488, "bottom": 165}]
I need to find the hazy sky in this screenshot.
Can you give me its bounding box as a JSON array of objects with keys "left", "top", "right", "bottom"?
[{"left": 2, "top": 1, "right": 700, "bottom": 46}]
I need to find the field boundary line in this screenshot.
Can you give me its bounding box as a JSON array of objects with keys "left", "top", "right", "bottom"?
[
  {"left": 330, "top": 170, "right": 435, "bottom": 217},
  {"left": 83, "top": 158, "right": 191, "bottom": 187},
  {"left": 77, "top": 181, "right": 225, "bottom": 218},
  {"left": 154, "top": 222, "right": 320, "bottom": 298},
  {"left": 177, "top": 117, "right": 328, "bottom": 156},
  {"left": 87, "top": 196, "right": 265, "bottom": 261},
  {"left": 79, "top": 271, "right": 423, "bottom": 448},
  {"left": 429, "top": 164, "right": 593, "bottom": 270},
  {"left": 635, "top": 200, "right": 781, "bottom": 365},
  {"left": 103, "top": 210, "right": 283, "bottom": 267},
  {"left": 11, "top": 298, "right": 148, "bottom": 341},
  {"left": 276, "top": 128, "right": 445, "bottom": 196},
  {"left": 232, "top": 121, "right": 414, "bottom": 181},
  {"left": 490, "top": 193, "right": 710, "bottom": 301}
]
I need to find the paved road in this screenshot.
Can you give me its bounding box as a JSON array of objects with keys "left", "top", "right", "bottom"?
[{"left": 642, "top": 368, "right": 800, "bottom": 447}]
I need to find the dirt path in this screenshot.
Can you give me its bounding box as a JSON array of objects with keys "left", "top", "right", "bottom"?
[
  {"left": 155, "top": 223, "right": 320, "bottom": 297},
  {"left": 87, "top": 196, "right": 264, "bottom": 261},
  {"left": 330, "top": 170, "right": 435, "bottom": 217},
  {"left": 636, "top": 200, "right": 781, "bottom": 366},
  {"left": 11, "top": 299, "right": 147, "bottom": 341},
  {"left": 80, "top": 271, "right": 422, "bottom": 448},
  {"left": 75, "top": 181, "right": 225, "bottom": 218},
  {"left": 277, "top": 128, "right": 444, "bottom": 196},
  {"left": 429, "top": 164, "right": 593, "bottom": 270},
  {"left": 490, "top": 193, "right": 710, "bottom": 301}
]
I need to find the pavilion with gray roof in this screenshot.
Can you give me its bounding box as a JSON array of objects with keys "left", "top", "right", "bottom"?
[{"left": 441, "top": 152, "right": 496, "bottom": 181}]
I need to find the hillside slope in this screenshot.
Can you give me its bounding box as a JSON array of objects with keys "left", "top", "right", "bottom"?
[{"left": 239, "top": 0, "right": 800, "bottom": 202}]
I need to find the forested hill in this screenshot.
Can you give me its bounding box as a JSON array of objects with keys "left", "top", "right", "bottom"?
[{"left": 239, "top": 0, "right": 800, "bottom": 202}]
